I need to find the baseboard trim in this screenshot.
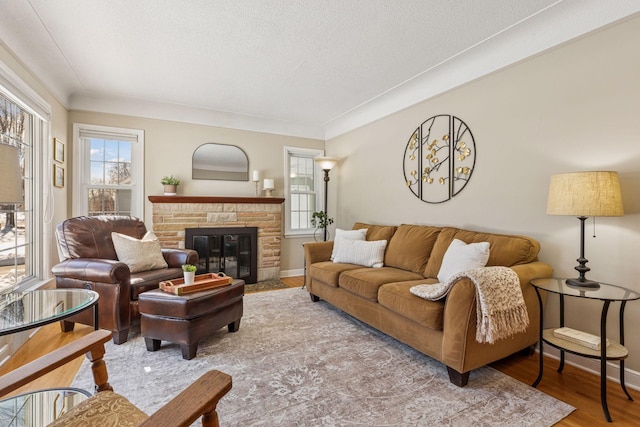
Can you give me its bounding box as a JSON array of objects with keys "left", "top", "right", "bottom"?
[
  {"left": 541, "top": 346, "right": 640, "bottom": 391},
  {"left": 280, "top": 269, "right": 304, "bottom": 278}
]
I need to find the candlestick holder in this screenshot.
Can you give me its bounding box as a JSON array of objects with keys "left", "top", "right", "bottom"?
[{"left": 252, "top": 170, "right": 260, "bottom": 196}]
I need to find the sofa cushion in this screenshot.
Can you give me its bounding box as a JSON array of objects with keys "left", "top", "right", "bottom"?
[
  {"left": 378, "top": 280, "right": 444, "bottom": 330},
  {"left": 339, "top": 267, "right": 424, "bottom": 301},
  {"left": 384, "top": 224, "right": 441, "bottom": 274},
  {"left": 333, "top": 239, "right": 387, "bottom": 267},
  {"left": 353, "top": 222, "right": 397, "bottom": 243},
  {"left": 424, "top": 227, "right": 540, "bottom": 278},
  {"left": 309, "top": 261, "right": 365, "bottom": 287},
  {"left": 331, "top": 228, "right": 368, "bottom": 260},
  {"left": 437, "top": 239, "right": 490, "bottom": 283}
]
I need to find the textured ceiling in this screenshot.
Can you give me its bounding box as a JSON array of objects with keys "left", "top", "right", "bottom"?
[{"left": 0, "top": 1, "right": 637, "bottom": 138}]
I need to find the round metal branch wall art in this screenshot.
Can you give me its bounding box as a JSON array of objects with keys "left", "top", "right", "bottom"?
[{"left": 403, "top": 114, "right": 476, "bottom": 203}]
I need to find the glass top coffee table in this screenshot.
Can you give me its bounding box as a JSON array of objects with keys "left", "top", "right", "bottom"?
[
  {"left": 0, "top": 289, "right": 99, "bottom": 336},
  {"left": 0, "top": 388, "right": 91, "bottom": 426}
]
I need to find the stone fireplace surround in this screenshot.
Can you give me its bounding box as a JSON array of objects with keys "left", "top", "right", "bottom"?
[{"left": 148, "top": 196, "right": 285, "bottom": 282}]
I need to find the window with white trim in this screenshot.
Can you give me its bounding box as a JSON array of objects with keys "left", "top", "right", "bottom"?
[
  {"left": 284, "top": 146, "right": 323, "bottom": 237},
  {"left": 0, "top": 60, "right": 51, "bottom": 361},
  {"left": 0, "top": 69, "right": 49, "bottom": 294},
  {"left": 73, "top": 124, "right": 144, "bottom": 218}
]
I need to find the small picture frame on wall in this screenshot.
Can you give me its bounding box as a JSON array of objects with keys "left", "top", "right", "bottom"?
[
  {"left": 54, "top": 138, "right": 65, "bottom": 163},
  {"left": 54, "top": 164, "right": 65, "bottom": 188}
]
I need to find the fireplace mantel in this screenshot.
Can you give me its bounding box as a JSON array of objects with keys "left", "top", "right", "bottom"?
[{"left": 148, "top": 195, "right": 284, "bottom": 204}]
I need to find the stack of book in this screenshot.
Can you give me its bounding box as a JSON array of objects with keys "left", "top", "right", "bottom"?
[{"left": 553, "top": 327, "right": 610, "bottom": 351}]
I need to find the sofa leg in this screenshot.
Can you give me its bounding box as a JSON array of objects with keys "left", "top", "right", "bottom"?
[
  {"left": 228, "top": 319, "right": 241, "bottom": 332},
  {"left": 447, "top": 367, "right": 469, "bottom": 387},
  {"left": 521, "top": 344, "right": 537, "bottom": 357},
  {"left": 112, "top": 329, "right": 129, "bottom": 345},
  {"left": 145, "top": 337, "right": 161, "bottom": 352},
  {"left": 60, "top": 320, "right": 75, "bottom": 333},
  {"left": 181, "top": 344, "right": 198, "bottom": 360},
  {"left": 310, "top": 293, "right": 320, "bottom": 302}
]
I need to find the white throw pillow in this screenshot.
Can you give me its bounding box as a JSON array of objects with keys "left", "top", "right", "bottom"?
[
  {"left": 111, "top": 231, "right": 168, "bottom": 273},
  {"left": 331, "top": 228, "right": 368, "bottom": 260},
  {"left": 332, "top": 239, "right": 387, "bottom": 268},
  {"left": 437, "top": 239, "right": 490, "bottom": 283}
]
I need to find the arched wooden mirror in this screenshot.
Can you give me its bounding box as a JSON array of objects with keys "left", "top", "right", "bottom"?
[{"left": 192, "top": 143, "right": 249, "bottom": 181}]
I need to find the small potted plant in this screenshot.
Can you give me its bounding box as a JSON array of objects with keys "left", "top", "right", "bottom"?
[
  {"left": 182, "top": 264, "right": 197, "bottom": 285},
  {"left": 311, "top": 211, "right": 334, "bottom": 241},
  {"left": 161, "top": 175, "right": 181, "bottom": 195}
]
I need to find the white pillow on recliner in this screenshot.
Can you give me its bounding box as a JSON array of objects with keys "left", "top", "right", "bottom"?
[
  {"left": 112, "top": 231, "right": 168, "bottom": 273},
  {"left": 437, "top": 239, "right": 490, "bottom": 283}
]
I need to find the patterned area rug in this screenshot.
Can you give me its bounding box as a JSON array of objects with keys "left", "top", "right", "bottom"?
[{"left": 73, "top": 288, "right": 573, "bottom": 426}]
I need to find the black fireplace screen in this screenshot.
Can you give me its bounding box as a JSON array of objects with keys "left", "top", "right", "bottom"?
[{"left": 185, "top": 227, "right": 258, "bottom": 284}]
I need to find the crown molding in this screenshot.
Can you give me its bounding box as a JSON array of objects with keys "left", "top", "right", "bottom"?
[{"left": 70, "top": 93, "right": 325, "bottom": 140}]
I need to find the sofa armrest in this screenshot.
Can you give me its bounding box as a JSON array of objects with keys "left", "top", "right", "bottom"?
[
  {"left": 441, "top": 261, "right": 553, "bottom": 374},
  {"left": 509, "top": 260, "right": 553, "bottom": 333},
  {"left": 51, "top": 258, "right": 130, "bottom": 284},
  {"left": 162, "top": 248, "right": 199, "bottom": 268},
  {"left": 442, "top": 261, "right": 553, "bottom": 333},
  {"left": 303, "top": 241, "right": 334, "bottom": 266},
  {"left": 510, "top": 261, "right": 554, "bottom": 289}
]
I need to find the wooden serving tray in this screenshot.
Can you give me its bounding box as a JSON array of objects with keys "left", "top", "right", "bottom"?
[{"left": 159, "top": 273, "right": 233, "bottom": 295}]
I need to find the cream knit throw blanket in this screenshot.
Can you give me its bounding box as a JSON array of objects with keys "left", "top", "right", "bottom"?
[{"left": 410, "top": 266, "right": 529, "bottom": 344}]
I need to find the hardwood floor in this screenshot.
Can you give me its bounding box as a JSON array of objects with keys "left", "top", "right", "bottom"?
[
  {"left": 1, "top": 276, "right": 637, "bottom": 425},
  {"left": 490, "top": 352, "right": 639, "bottom": 426}
]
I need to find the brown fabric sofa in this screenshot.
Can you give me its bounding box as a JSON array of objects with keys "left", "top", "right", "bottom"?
[
  {"left": 52, "top": 215, "right": 198, "bottom": 344},
  {"left": 304, "top": 222, "right": 552, "bottom": 386}
]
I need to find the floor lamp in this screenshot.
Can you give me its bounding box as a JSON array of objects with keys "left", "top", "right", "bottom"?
[
  {"left": 546, "top": 171, "right": 624, "bottom": 288},
  {"left": 314, "top": 157, "right": 338, "bottom": 241}
]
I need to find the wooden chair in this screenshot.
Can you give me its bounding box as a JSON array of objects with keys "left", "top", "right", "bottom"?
[{"left": 0, "top": 330, "right": 231, "bottom": 427}]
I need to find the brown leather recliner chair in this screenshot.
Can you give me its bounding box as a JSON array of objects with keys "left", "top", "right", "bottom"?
[{"left": 52, "top": 215, "right": 198, "bottom": 344}]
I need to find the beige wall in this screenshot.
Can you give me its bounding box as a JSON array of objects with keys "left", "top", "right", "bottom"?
[
  {"left": 68, "top": 111, "right": 324, "bottom": 272},
  {"left": 327, "top": 16, "right": 640, "bottom": 375}
]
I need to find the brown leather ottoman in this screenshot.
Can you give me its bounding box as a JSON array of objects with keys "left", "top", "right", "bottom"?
[{"left": 138, "top": 279, "right": 244, "bottom": 360}]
